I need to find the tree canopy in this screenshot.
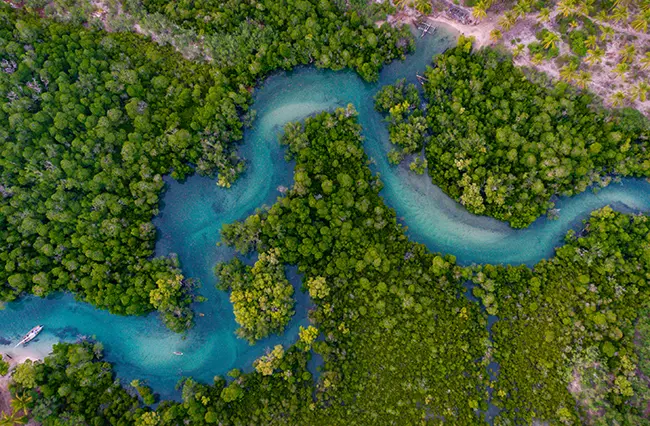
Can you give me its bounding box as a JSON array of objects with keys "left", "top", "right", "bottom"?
[{"left": 377, "top": 38, "right": 650, "bottom": 227}]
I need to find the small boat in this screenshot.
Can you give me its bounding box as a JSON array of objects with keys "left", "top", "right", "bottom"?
[
  {"left": 173, "top": 351, "right": 183, "bottom": 356},
  {"left": 15, "top": 325, "right": 43, "bottom": 348}
]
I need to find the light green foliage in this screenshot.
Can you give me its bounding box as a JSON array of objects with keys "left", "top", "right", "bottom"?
[
  {"left": 476, "top": 207, "right": 650, "bottom": 423},
  {"left": 298, "top": 325, "right": 319, "bottom": 351},
  {"left": 149, "top": 275, "right": 196, "bottom": 332},
  {"left": 379, "top": 38, "right": 650, "bottom": 228},
  {"left": 374, "top": 78, "right": 427, "bottom": 163},
  {"left": 254, "top": 345, "right": 285, "bottom": 376},
  {"left": 10, "top": 342, "right": 146, "bottom": 424},
  {"left": 131, "top": 379, "right": 156, "bottom": 405},
  {"left": 219, "top": 107, "right": 489, "bottom": 423},
  {"left": 0, "top": 354, "right": 8, "bottom": 376},
  {"left": 306, "top": 276, "right": 329, "bottom": 299},
  {"left": 216, "top": 248, "right": 295, "bottom": 343},
  {"left": 11, "top": 361, "right": 36, "bottom": 389}
]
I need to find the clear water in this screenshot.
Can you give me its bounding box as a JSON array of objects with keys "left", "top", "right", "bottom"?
[{"left": 2, "top": 23, "right": 650, "bottom": 399}]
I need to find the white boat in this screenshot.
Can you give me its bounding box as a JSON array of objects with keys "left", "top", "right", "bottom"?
[
  {"left": 173, "top": 351, "right": 183, "bottom": 356},
  {"left": 15, "top": 325, "right": 43, "bottom": 348}
]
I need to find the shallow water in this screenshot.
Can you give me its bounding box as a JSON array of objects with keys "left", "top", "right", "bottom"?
[{"left": 2, "top": 24, "right": 650, "bottom": 399}]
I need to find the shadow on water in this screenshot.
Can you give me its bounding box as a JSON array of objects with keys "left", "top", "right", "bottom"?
[{"left": 2, "top": 22, "right": 650, "bottom": 406}]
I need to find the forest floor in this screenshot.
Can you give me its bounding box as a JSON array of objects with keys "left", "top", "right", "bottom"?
[
  {"left": 0, "top": 351, "right": 42, "bottom": 425},
  {"left": 387, "top": 1, "right": 650, "bottom": 117}
]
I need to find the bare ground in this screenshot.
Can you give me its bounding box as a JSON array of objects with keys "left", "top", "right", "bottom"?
[{"left": 388, "top": 2, "right": 649, "bottom": 117}]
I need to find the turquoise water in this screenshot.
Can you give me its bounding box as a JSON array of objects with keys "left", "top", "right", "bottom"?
[{"left": 3, "top": 24, "right": 650, "bottom": 399}]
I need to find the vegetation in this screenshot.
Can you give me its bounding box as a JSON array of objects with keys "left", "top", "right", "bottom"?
[
  {"left": 9, "top": 108, "right": 650, "bottom": 425},
  {"left": 215, "top": 249, "right": 295, "bottom": 343},
  {"left": 473, "top": 207, "right": 650, "bottom": 423},
  {"left": 472, "top": 0, "right": 650, "bottom": 110},
  {"left": 0, "top": 5, "right": 214, "bottom": 331},
  {"left": 137, "top": 0, "right": 413, "bottom": 82},
  {"left": 0, "top": 1, "right": 412, "bottom": 331},
  {"left": 10, "top": 342, "right": 146, "bottom": 424},
  {"left": 218, "top": 107, "right": 490, "bottom": 423},
  {"left": 0, "top": 354, "right": 8, "bottom": 376},
  {"left": 378, "top": 40, "right": 650, "bottom": 227}
]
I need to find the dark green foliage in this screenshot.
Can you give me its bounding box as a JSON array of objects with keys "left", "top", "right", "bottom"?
[
  {"left": 138, "top": 0, "right": 413, "bottom": 82},
  {"left": 219, "top": 107, "right": 489, "bottom": 423},
  {"left": 374, "top": 79, "right": 427, "bottom": 164},
  {"left": 0, "top": 6, "right": 224, "bottom": 331},
  {"left": 567, "top": 29, "right": 588, "bottom": 56},
  {"left": 10, "top": 342, "right": 147, "bottom": 424},
  {"left": 474, "top": 207, "right": 650, "bottom": 423},
  {"left": 380, "top": 41, "right": 649, "bottom": 227}
]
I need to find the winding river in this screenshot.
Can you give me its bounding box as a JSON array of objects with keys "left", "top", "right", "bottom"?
[{"left": 2, "top": 24, "right": 650, "bottom": 399}]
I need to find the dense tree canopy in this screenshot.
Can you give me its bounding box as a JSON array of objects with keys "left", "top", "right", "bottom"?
[
  {"left": 10, "top": 108, "right": 650, "bottom": 425},
  {"left": 138, "top": 0, "right": 413, "bottom": 82},
  {"left": 10, "top": 342, "right": 146, "bottom": 425},
  {"left": 0, "top": 2, "right": 411, "bottom": 330},
  {"left": 215, "top": 248, "right": 295, "bottom": 343},
  {"left": 0, "top": 6, "right": 224, "bottom": 330},
  {"left": 378, "top": 37, "right": 650, "bottom": 227},
  {"left": 219, "top": 107, "right": 490, "bottom": 423},
  {"left": 473, "top": 207, "right": 650, "bottom": 423}
]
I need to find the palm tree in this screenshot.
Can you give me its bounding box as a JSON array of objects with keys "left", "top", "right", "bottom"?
[
  {"left": 512, "top": 44, "right": 525, "bottom": 58},
  {"left": 513, "top": 0, "right": 531, "bottom": 18},
  {"left": 560, "top": 63, "right": 579, "bottom": 82},
  {"left": 532, "top": 52, "right": 545, "bottom": 64},
  {"left": 414, "top": 0, "right": 431, "bottom": 15},
  {"left": 641, "top": 52, "right": 650, "bottom": 70},
  {"left": 575, "top": 71, "right": 592, "bottom": 89},
  {"left": 585, "top": 47, "right": 605, "bottom": 65},
  {"left": 0, "top": 412, "right": 27, "bottom": 426},
  {"left": 538, "top": 7, "right": 551, "bottom": 23},
  {"left": 473, "top": 0, "right": 488, "bottom": 20},
  {"left": 394, "top": 0, "right": 410, "bottom": 10},
  {"left": 631, "top": 11, "right": 650, "bottom": 33},
  {"left": 614, "top": 62, "right": 629, "bottom": 80},
  {"left": 498, "top": 12, "right": 517, "bottom": 31},
  {"left": 611, "top": 5, "right": 629, "bottom": 24},
  {"left": 490, "top": 29, "right": 502, "bottom": 42},
  {"left": 10, "top": 393, "right": 32, "bottom": 416},
  {"left": 542, "top": 31, "right": 561, "bottom": 49},
  {"left": 630, "top": 81, "right": 650, "bottom": 102},
  {"left": 599, "top": 25, "right": 615, "bottom": 42},
  {"left": 585, "top": 35, "right": 598, "bottom": 49},
  {"left": 619, "top": 44, "right": 636, "bottom": 63},
  {"left": 558, "top": 0, "right": 576, "bottom": 17},
  {"left": 610, "top": 90, "right": 627, "bottom": 107}
]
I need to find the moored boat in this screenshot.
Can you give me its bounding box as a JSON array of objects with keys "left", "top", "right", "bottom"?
[
  {"left": 15, "top": 325, "right": 43, "bottom": 348},
  {"left": 173, "top": 351, "right": 183, "bottom": 356}
]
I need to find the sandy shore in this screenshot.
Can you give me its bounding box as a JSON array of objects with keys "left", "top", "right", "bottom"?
[
  {"left": 424, "top": 15, "right": 497, "bottom": 49},
  {"left": 387, "top": 6, "right": 498, "bottom": 50}
]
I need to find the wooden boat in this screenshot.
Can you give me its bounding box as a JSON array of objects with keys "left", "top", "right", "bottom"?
[
  {"left": 173, "top": 351, "right": 183, "bottom": 356},
  {"left": 15, "top": 325, "right": 43, "bottom": 348}
]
